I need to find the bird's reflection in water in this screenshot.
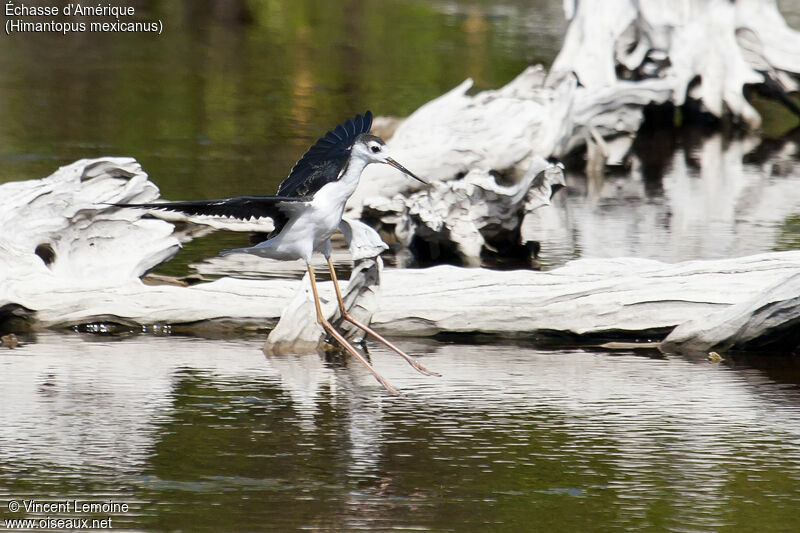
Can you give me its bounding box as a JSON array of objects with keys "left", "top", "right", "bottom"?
[{"left": 4, "top": 334, "right": 800, "bottom": 531}]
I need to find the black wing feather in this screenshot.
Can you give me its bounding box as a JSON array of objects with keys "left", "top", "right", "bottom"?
[
  {"left": 277, "top": 111, "right": 373, "bottom": 198},
  {"left": 112, "top": 195, "right": 303, "bottom": 221}
]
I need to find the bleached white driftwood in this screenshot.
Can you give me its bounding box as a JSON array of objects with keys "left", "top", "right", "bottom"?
[
  {"left": 660, "top": 272, "right": 800, "bottom": 354},
  {"left": 346, "top": 66, "right": 671, "bottom": 212},
  {"left": 553, "top": 0, "right": 800, "bottom": 129},
  {"left": 6, "top": 232, "right": 800, "bottom": 343},
  {"left": 339, "top": 0, "right": 800, "bottom": 263},
  {"left": 263, "top": 219, "right": 387, "bottom": 354},
  {"left": 348, "top": 0, "right": 800, "bottom": 210},
  {"left": 260, "top": 256, "right": 384, "bottom": 354},
  {"left": 0, "top": 159, "right": 388, "bottom": 335},
  {"left": 0, "top": 157, "right": 177, "bottom": 285},
  {"left": 35, "top": 2, "right": 791, "bottom": 279},
  {"left": 367, "top": 252, "right": 800, "bottom": 338},
  {"left": 0, "top": 160, "right": 278, "bottom": 330},
  {"left": 361, "top": 157, "right": 565, "bottom": 265},
  {"left": 3, "top": 158, "right": 800, "bottom": 348}
]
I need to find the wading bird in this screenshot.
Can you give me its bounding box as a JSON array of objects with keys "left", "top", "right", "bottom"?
[{"left": 114, "top": 111, "right": 438, "bottom": 394}]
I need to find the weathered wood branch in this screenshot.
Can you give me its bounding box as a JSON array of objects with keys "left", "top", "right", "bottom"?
[
  {"left": 0, "top": 157, "right": 178, "bottom": 285},
  {"left": 2, "top": 158, "right": 799, "bottom": 353},
  {"left": 6, "top": 250, "right": 800, "bottom": 344},
  {"left": 361, "top": 157, "right": 566, "bottom": 266},
  {"left": 342, "top": 1, "right": 800, "bottom": 263},
  {"left": 350, "top": 0, "right": 800, "bottom": 212},
  {"left": 660, "top": 272, "right": 800, "bottom": 354}
]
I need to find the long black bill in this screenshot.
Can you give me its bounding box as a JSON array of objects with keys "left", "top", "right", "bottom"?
[{"left": 386, "top": 158, "right": 428, "bottom": 185}]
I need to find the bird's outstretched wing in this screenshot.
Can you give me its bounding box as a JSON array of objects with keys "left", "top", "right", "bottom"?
[
  {"left": 277, "top": 111, "right": 373, "bottom": 198},
  {"left": 111, "top": 195, "right": 305, "bottom": 221}
]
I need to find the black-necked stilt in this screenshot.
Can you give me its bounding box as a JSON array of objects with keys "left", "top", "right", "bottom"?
[{"left": 114, "top": 111, "right": 438, "bottom": 395}]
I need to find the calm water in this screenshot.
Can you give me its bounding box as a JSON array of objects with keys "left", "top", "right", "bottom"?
[
  {"left": 2, "top": 1, "right": 800, "bottom": 531},
  {"left": 2, "top": 333, "right": 800, "bottom": 532}
]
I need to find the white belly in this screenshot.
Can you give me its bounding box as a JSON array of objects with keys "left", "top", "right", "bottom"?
[
  {"left": 224, "top": 159, "right": 366, "bottom": 263},
  {"left": 237, "top": 181, "right": 353, "bottom": 262}
]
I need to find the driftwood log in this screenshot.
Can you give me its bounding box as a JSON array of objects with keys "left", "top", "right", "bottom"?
[
  {"left": 343, "top": 0, "right": 800, "bottom": 263},
  {"left": 0, "top": 157, "right": 798, "bottom": 353},
  {"left": 552, "top": 0, "right": 800, "bottom": 130},
  {"left": 361, "top": 157, "right": 565, "bottom": 266},
  {"left": 660, "top": 272, "right": 800, "bottom": 354}
]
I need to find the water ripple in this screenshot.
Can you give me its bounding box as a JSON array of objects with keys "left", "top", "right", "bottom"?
[{"left": 2, "top": 333, "right": 800, "bottom": 531}]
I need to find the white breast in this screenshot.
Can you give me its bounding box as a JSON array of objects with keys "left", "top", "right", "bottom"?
[{"left": 241, "top": 157, "right": 370, "bottom": 263}]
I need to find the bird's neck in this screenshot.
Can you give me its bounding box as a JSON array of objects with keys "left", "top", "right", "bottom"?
[
  {"left": 340, "top": 155, "right": 370, "bottom": 188},
  {"left": 312, "top": 155, "right": 369, "bottom": 211}
]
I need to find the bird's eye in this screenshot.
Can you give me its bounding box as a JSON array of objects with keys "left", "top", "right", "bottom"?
[{"left": 370, "top": 145, "right": 381, "bottom": 153}]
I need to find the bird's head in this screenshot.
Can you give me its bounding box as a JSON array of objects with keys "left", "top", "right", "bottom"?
[{"left": 352, "top": 133, "right": 428, "bottom": 185}]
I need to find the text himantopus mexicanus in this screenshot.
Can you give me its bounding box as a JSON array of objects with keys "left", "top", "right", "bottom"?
[{"left": 114, "top": 111, "right": 438, "bottom": 395}]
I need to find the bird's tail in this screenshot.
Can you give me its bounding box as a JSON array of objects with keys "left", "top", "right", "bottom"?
[{"left": 107, "top": 195, "right": 303, "bottom": 221}]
